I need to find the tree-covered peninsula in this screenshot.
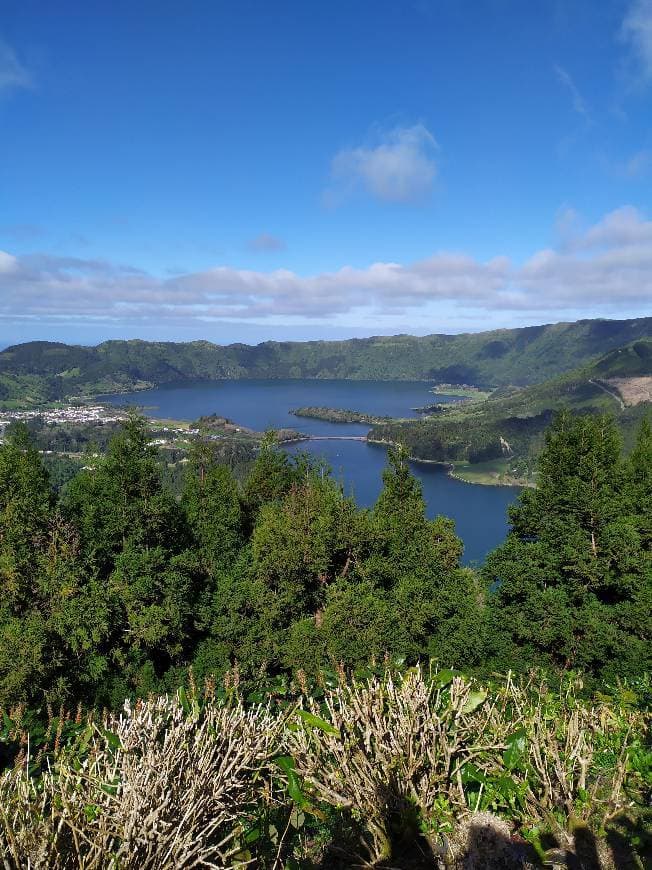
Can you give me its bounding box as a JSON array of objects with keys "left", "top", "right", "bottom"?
[{"left": 291, "top": 406, "right": 393, "bottom": 424}]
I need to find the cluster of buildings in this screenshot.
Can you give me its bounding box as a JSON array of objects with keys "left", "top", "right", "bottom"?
[
  {"left": 0, "top": 404, "right": 129, "bottom": 442},
  {"left": 0, "top": 404, "right": 126, "bottom": 430}
]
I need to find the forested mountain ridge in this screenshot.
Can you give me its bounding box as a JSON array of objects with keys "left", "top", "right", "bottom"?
[
  {"left": 370, "top": 338, "right": 652, "bottom": 471},
  {"left": 1, "top": 315, "right": 652, "bottom": 406}
]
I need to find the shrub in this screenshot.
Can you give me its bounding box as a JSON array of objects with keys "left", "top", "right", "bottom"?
[{"left": 0, "top": 693, "right": 282, "bottom": 868}]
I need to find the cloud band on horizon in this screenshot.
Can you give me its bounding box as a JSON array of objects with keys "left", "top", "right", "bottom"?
[{"left": 0, "top": 207, "right": 650, "bottom": 330}]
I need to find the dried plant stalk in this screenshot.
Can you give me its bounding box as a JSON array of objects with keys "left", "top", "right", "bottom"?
[{"left": 0, "top": 694, "right": 282, "bottom": 869}]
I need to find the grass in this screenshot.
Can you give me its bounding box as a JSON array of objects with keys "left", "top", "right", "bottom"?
[
  {"left": 431, "top": 386, "right": 493, "bottom": 400},
  {"left": 148, "top": 417, "right": 192, "bottom": 431},
  {"left": 451, "top": 458, "right": 528, "bottom": 486}
]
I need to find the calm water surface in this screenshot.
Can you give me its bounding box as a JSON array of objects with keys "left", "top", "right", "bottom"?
[{"left": 101, "top": 380, "right": 518, "bottom": 564}]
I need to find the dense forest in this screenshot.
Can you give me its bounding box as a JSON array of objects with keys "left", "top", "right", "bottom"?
[
  {"left": 1, "top": 410, "right": 650, "bottom": 708},
  {"left": 1, "top": 316, "right": 651, "bottom": 406},
  {"left": 0, "top": 411, "right": 650, "bottom": 867}
]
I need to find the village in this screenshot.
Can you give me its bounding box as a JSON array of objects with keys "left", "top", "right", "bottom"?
[{"left": 0, "top": 404, "right": 201, "bottom": 445}]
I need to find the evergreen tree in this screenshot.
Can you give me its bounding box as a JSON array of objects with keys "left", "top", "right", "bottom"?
[
  {"left": 626, "top": 418, "right": 652, "bottom": 547},
  {"left": 356, "top": 447, "right": 483, "bottom": 666},
  {"left": 63, "top": 413, "right": 186, "bottom": 575},
  {"left": 485, "top": 411, "right": 651, "bottom": 679},
  {"left": 0, "top": 429, "right": 110, "bottom": 705},
  {"left": 248, "top": 472, "right": 361, "bottom": 653},
  {"left": 61, "top": 414, "right": 194, "bottom": 698},
  {"left": 0, "top": 423, "right": 53, "bottom": 610},
  {"left": 242, "top": 434, "right": 311, "bottom": 524},
  {"left": 182, "top": 442, "right": 244, "bottom": 575}
]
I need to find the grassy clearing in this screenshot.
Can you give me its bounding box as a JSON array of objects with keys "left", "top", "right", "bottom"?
[
  {"left": 451, "top": 458, "right": 527, "bottom": 486},
  {"left": 431, "top": 386, "right": 493, "bottom": 401},
  {"left": 148, "top": 416, "right": 192, "bottom": 431}
]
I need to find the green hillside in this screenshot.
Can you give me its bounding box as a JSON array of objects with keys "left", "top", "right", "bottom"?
[
  {"left": 1, "top": 315, "right": 652, "bottom": 407},
  {"left": 370, "top": 338, "right": 652, "bottom": 476}
]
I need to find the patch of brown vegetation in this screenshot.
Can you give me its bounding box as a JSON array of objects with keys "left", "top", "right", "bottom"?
[{"left": 606, "top": 376, "right": 652, "bottom": 407}]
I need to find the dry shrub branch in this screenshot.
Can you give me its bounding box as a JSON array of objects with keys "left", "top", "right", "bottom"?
[
  {"left": 0, "top": 694, "right": 282, "bottom": 869},
  {"left": 0, "top": 670, "right": 648, "bottom": 868}
]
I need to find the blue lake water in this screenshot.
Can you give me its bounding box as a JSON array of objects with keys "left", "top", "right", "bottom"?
[{"left": 100, "top": 379, "right": 518, "bottom": 564}]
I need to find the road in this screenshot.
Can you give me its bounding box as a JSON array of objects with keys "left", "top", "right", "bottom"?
[{"left": 588, "top": 379, "right": 625, "bottom": 410}]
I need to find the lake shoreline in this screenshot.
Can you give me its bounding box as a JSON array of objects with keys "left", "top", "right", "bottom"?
[
  {"left": 366, "top": 437, "right": 526, "bottom": 488},
  {"left": 97, "top": 380, "right": 520, "bottom": 564},
  {"left": 90, "top": 386, "right": 527, "bottom": 490}
]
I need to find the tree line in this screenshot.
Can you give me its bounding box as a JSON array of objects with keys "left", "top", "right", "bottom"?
[{"left": 0, "top": 410, "right": 650, "bottom": 710}]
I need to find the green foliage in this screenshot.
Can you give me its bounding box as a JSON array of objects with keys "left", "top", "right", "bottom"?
[
  {"left": 485, "top": 411, "right": 652, "bottom": 681},
  {"left": 182, "top": 441, "right": 245, "bottom": 574},
  {"left": 0, "top": 408, "right": 649, "bottom": 738},
  {"left": 0, "top": 354, "right": 650, "bottom": 866},
  {"left": 291, "top": 405, "right": 391, "bottom": 423},
  {"left": 0, "top": 423, "right": 53, "bottom": 607}
]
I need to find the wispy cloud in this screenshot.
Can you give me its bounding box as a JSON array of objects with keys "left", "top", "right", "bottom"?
[
  {"left": 617, "top": 148, "right": 652, "bottom": 177},
  {"left": 621, "top": 0, "right": 652, "bottom": 83},
  {"left": 326, "top": 124, "right": 438, "bottom": 205},
  {"left": 0, "top": 38, "right": 32, "bottom": 93},
  {"left": 0, "top": 207, "right": 650, "bottom": 328},
  {"left": 553, "top": 64, "right": 591, "bottom": 120},
  {"left": 246, "top": 232, "right": 286, "bottom": 253}
]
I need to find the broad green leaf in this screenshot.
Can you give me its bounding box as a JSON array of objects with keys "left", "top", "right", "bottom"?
[
  {"left": 273, "top": 755, "right": 305, "bottom": 806},
  {"left": 432, "top": 668, "right": 455, "bottom": 688},
  {"left": 461, "top": 690, "right": 487, "bottom": 714},
  {"left": 243, "top": 825, "right": 261, "bottom": 845},
  {"left": 101, "top": 728, "right": 123, "bottom": 753},
  {"left": 178, "top": 686, "right": 191, "bottom": 716},
  {"left": 494, "top": 774, "right": 519, "bottom": 799},
  {"left": 76, "top": 724, "right": 93, "bottom": 754},
  {"left": 84, "top": 804, "right": 100, "bottom": 822},
  {"left": 2, "top": 711, "right": 12, "bottom": 734},
  {"left": 101, "top": 778, "right": 119, "bottom": 797},
  {"left": 296, "top": 709, "right": 338, "bottom": 736},
  {"left": 460, "top": 762, "right": 488, "bottom": 784},
  {"left": 503, "top": 727, "right": 527, "bottom": 770}
]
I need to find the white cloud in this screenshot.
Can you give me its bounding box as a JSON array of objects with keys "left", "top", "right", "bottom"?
[
  {"left": 0, "top": 251, "right": 18, "bottom": 273},
  {"left": 327, "top": 124, "right": 438, "bottom": 204},
  {"left": 0, "top": 207, "right": 650, "bottom": 328},
  {"left": 553, "top": 64, "right": 591, "bottom": 120},
  {"left": 571, "top": 205, "right": 652, "bottom": 249},
  {"left": 621, "top": 0, "right": 652, "bottom": 82},
  {"left": 618, "top": 148, "right": 652, "bottom": 177},
  {"left": 0, "top": 39, "right": 31, "bottom": 93}
]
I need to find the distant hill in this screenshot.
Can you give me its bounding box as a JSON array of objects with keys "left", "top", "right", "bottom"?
[
  {"left": 370, "top": 338, "right": 652, "bottom": 474},
  {"left": 1, "top": 315, "right": 652, "bottom": 407}
]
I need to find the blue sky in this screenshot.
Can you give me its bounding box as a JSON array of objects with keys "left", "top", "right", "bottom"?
[{"left": 1, "top": 0, "right": 651, "bottom": 346}]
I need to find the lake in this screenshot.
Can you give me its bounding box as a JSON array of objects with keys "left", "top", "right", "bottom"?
[{"left": 100, "top": 379, "right": 518, "bottom": 564}]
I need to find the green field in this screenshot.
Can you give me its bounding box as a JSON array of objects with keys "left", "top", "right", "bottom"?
[{"left": 450, "top": 458, "right": 532, "bottom": 486}]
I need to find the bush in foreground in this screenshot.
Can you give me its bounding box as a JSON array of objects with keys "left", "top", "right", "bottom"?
[{"left": 0, "top": 668, "right": 649, "bottom": 868}]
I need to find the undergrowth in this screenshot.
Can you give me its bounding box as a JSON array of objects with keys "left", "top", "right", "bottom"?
[{"left": 0, "top": 666, "right": 649, "bottom": 868}]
